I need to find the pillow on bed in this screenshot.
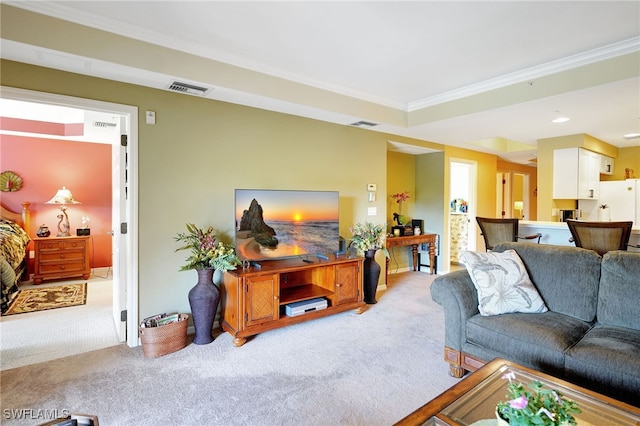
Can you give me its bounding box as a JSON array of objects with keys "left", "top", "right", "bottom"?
[
  {"left": 460, "top": 249, "right": 548, "bottom": 316},
  {"left": 1, "top": 255, "right": 16, "bottom": 287}
]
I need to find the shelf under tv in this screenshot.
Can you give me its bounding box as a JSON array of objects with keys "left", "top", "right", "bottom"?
[{"left": 280, "top": 284, "right": 332, "bottom": 305}]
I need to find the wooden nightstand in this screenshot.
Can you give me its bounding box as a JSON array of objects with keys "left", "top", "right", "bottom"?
[{"left": 33, "top": 236, "right": 90, "bottom": 284}]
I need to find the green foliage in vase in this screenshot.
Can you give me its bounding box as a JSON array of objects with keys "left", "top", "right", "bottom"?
[{"left": 175, "top": 223, "right": 241, "bottom": 272}]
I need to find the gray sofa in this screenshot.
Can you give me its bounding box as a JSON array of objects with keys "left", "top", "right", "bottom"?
[{"left": 431, "top": 242, "right": 640, "bottom": 406}]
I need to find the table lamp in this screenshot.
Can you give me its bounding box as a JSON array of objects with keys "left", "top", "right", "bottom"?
[
  {"left": 514, "top": 201, "right": 524, "bottom": 219},
  {"left": 46, "top": 186, "right": 81, "bottom": 237}
]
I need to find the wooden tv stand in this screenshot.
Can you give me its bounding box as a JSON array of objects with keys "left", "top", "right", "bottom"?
[{"left": 221, "top": 254, "right": 364, "bottom": 347}]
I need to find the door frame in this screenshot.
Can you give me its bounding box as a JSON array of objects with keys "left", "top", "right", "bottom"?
[
  {"left": 497, "top": 170, "right": 531, "bottom": 220},
  {"left": 1, "top": 86, "right": 140, "bottom": 347}
]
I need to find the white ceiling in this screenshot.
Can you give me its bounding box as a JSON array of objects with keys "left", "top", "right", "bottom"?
[{"left": 2, "top": 1, "right": 639, "bottom": 164}]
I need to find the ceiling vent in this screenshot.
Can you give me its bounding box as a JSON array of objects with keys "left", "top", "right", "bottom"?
[
  {"left": 93, "top": 121, "right": 117, "bottom": 128},
  {"left": 349, "top": 120, "right": 379, "bottom": 128},
  {"left": 167, "top": 81, "right": 210, "bottom": 96}
]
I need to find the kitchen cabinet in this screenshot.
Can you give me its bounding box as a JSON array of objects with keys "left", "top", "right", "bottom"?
[
  {"left": 600, "top": 155, "right": 614, "bottom": 175},
  {"left": 553, "top": 147, "right": 600, "bottom": 200}
]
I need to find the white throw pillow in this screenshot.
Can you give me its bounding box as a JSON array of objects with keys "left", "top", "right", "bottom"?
[{"left": 460, "top": 249, "right": 548, "bottom": 316}]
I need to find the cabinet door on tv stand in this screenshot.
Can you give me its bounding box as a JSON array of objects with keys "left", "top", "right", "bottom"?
[
  {"left": 245, "top": 274, "right": 279, "bottom": 327},
  {"left": 334, "top": 262, "right": 360, "bottom": 305}
]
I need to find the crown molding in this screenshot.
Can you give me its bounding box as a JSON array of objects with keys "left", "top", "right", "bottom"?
[{"left": 408, "top": 37, "right": 640, "bottom": 111}]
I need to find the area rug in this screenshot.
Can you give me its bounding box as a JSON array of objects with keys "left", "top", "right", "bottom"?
[{"left": 3, "top": 283, "right": 87, "bottom": 315}]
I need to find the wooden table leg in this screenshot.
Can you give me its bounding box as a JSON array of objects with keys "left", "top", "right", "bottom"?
[
  {"left": 411, "top": 244, "right": 419, "bottom": 271},
  {"left": 429, "top": 243, "right": 435, "bottom": 275},
  {"left": 385, "top": 257, "right": 390, "bottom": 285}
]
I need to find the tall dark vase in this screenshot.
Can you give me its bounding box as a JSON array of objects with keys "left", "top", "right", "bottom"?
[
  {"left": 363, "top": 249, "right": 381, "bottom": 304},
  {"left": 188, "top": 268, "right": 219, "bottom": 345}
]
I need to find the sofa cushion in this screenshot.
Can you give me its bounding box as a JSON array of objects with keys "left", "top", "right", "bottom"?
[
  {"left": 564, "top": 324, "right": 640, "bottom": 405},
  {"left": 493, "top": 242, "right": 601, "bottom": 322},
  {"left": 466, "top": 311, "right": 591, "bottom": 373},
  {"left": 460, "top": 250, "right": 548, "bottom": 316},
  {"left": 598, "top": 251, "right": 640, "bottom": 330}
]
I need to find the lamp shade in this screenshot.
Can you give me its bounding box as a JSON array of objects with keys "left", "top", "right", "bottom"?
[{"left": 46, "top": 186, "right": 81, "bottom": 205}]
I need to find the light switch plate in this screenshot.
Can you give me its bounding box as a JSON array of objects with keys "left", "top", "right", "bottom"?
[{"left": 368, "top": 207, "right": 377, "bottom": 216}]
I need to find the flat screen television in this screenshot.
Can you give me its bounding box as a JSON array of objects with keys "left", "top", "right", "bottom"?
[{"left": 235, "top": 189, "right": 339, "bottom": 262}]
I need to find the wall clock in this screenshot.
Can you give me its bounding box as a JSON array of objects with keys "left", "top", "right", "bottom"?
[{"left": 0, "top": 171, "right": 23, "bottom": 192}]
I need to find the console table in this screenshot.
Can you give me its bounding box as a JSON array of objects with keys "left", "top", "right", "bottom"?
[{"left": 385, "top": 234, "right": 437, "bottom": 284}]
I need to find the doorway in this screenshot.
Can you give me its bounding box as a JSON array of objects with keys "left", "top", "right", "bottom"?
[
  {"left": 449, "top": 160, "right": 477, "bottom": 266},
  {"left": 1, "top": 86, "right": 139, "bottom": 347},
  {"left": 497, "top": 171, "right": 531, "bottom": 220}
]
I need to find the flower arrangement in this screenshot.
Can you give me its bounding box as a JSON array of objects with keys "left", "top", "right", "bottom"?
[
  {"left": 348, "top": 222, "right": 389, "bottom": 257},
  {"left": 175, "top": 223, "right": 241, "bottom": 272},
  {"left": 391, "top": 191, "right": 410, "bottom": 225},
  {"left": 391, "top": 191, "right": 410, "bottom": 213},
  {"left": 496, "top": 372, "right": 581, "bottom": 426}
]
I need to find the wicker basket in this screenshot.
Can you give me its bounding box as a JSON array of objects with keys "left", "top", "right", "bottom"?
[{"left": 139, "top": 314, "right": 189, "bottom": 358}]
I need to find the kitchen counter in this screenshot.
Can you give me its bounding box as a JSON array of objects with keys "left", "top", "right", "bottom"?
[{"left": 520, "top": 220, "right": 640, "bottom": 250}]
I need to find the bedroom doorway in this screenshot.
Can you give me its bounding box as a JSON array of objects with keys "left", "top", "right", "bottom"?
[
  {"left": 0, "top": 87, "right": 139, "bottom": 348},
  {"left": 449, "top": 160, "right": 477, "bottom": 265}
]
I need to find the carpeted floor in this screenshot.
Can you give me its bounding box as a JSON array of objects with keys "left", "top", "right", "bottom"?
[
  {"left": 3, "top": 283, "right": 87, "bottom": 315},
  {"left": 0, "top": 271, "right": 460, "bottom": 426},
  {"left": 0, "top": 276, "right": 120, "bottom": 371}
]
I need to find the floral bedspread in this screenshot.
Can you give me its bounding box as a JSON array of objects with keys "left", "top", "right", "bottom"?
[{"left": 1, "top": 218, "right": 30, "bottom": 313}]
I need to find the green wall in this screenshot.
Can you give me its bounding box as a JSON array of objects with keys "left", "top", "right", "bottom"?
[
  {"left": 415, "top": 152, "right": 446, "bottom": 271},
  {"left": 1, "top": 59, "right": 413, "bottom": 320}
]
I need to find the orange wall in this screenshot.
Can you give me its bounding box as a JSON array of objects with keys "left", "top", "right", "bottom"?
[{"left": 1, "top": 135, "right": 112, "bottom": 268}]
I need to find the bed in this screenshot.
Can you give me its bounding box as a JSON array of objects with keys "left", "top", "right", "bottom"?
[{"left": 1, "top": 202, "right": 31, "bottom": 313}]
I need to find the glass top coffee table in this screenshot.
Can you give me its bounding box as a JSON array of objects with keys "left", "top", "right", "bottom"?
[{"left": 395, "top": 358, "right": 640, "bottom": 426}]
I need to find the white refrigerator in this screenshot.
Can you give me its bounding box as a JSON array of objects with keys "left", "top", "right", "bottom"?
[
  {"left": 579, "top": 179, "right": 639, "bottom": 224},
  {"left": 578, "top": 179, "right": 640, "bottom": 252}
]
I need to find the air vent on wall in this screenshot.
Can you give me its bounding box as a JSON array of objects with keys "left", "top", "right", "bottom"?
[
  {"left": 349, "top": 120, "right": 379, "bottom": 128},
  {"left": 167, "top": 81, "right": 210, "bottom": 96},
  {"left": 94, "top": 121, "right": 117, "bottom": 128}
]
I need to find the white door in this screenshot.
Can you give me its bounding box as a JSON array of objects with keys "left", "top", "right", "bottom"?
[{"left": 111, "top": 117, "right": 128, "bottom": 342}]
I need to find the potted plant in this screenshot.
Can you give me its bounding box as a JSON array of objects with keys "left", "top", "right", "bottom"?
[
  {"left": 348, "top": 222, "right": 389, "bottom": 304},
  {"left": 175, "top": 223, "right": 241, "bottom": 344},
  {"left": 496, "top": 371, "right": 581, "bottom": 425}
]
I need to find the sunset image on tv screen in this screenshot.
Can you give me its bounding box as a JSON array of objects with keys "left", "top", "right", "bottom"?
[{"left": 235, "top": 189, "right": 339, "bottom": 261}]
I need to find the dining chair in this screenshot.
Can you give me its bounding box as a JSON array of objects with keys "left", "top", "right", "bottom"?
[
  {"left": 566, "top": 220, "right": 635, "bottom": 256},
  {"left": 475, "top": 217, "right": 542, "bottom": 251}
]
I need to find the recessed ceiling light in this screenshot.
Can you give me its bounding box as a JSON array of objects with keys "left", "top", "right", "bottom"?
[
  {"left": 552, "top": 116, "right": 570, "bottom": 124},
  {"left": 623, "top": 132, "right": 640, "bottom": 139}
]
